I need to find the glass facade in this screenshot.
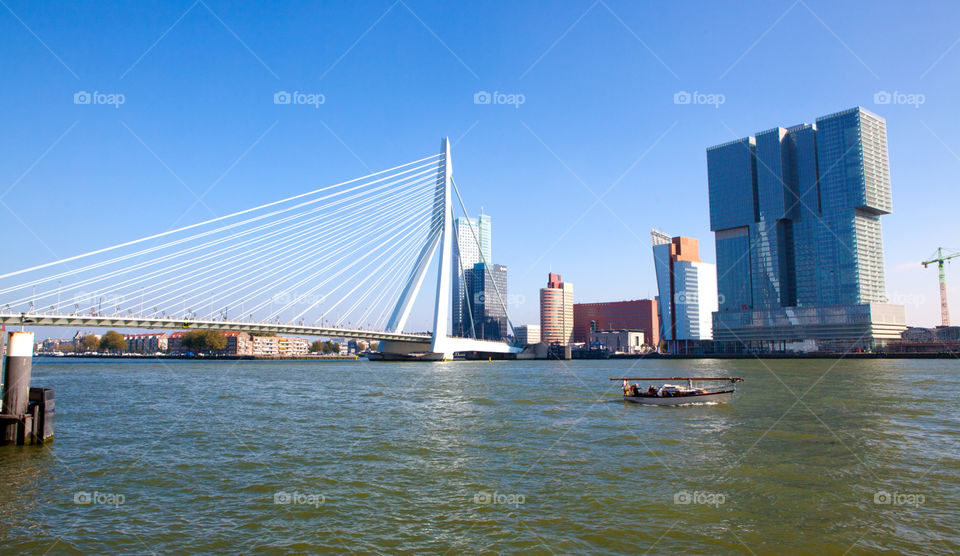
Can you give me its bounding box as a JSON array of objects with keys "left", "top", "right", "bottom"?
[
  {"left": 706, "top": 107, "right": 904, "bottom": 350},
  {"left": 467, "top": 262, "right": 508, "bottom": 341},
  {"left": 452, "top": 214, "right": 492, "bottom": 337}
]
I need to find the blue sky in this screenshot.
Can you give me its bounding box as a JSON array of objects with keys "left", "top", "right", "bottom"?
[{"left": 1, "top": 0, "right": 959, "bottom": 331}]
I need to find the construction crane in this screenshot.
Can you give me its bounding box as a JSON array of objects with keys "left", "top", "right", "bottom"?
[{"left": 922, "top": 247, "right": 960, "bottom": 327}]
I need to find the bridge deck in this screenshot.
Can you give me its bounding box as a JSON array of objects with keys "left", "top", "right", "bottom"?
[{"left": 0, "top": 313, "right": 431, "bottom": 343}]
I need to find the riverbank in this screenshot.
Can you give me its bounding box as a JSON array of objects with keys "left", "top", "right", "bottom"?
[
  {"left": 34, "top": 353, "right": 361, "bottom": 361},
  {"left": 605, "top": 351, "right": 960, "bottom": 359}
]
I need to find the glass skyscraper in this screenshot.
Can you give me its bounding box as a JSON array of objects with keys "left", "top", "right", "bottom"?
[
  {"left": 452, "top": 212, "right": 491, "bottom": 337},
  {"left": 465, "top": 262, "right": 509, "bottom": 341},
  {"left": 707, "top": 107, "right": 905, "bottom": 351}
]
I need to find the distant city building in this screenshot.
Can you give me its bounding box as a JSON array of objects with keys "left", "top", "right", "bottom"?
[
  {"left": 651, "top": 231, "right": 717, "bottom": 354},
  {"left": 588, "top": 329, "right": 645, "bottom": 354},
  {"left": 252, "top": 335, "right": 309, "bottom": 356},
  {"left": 902, "top": 325, "right": 960, "bottom": 343},
  {"left": 71, "top": 330, "right": 95, "bottom": 349},
  {"left": 335, "top": 339, "right": 355, "bottom": 356},
  {"left": 514, "top": 324, "right": 541, "bottom": 346},
  {"left": 707, "top": 107, "right": 906, "bottom": 351},
  {"left": 252, "top": 335, "right": 279, "bottom": 356},
  {"left": 278, "top": 336, "right": 307, "bottom": 356},
  {"left": 277, "top": 336, "right": 308, "bottom": 356},
  {"left": 573, "top": 299, "right": 658, "bottom": 348},
  {"left": 465, "top": 262, "right": 509, "bottom": 341},
  {"left": 40, "top": 337, "right": 70, "bottom": 352},
  {"left": 224, "top": 331, "right": 253, "bottom": 356},
  {"left": 168, "top": 330, "right": 252, "bottom": 356},
  {"left": 452, "top": 212, "right": 492, "bottom": 337},
  {"left": 124, "top": 333, "right": 169, "bottom": 354},
  {"left": 540, "top": 273, "right": 574, "bottom": 344},
  {"left": 901, "top": 327, "right": 935, "bottom": 343}
]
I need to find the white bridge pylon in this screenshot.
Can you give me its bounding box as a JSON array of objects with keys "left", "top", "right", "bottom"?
[{"left": 381, "top": 138, "right": 521, "bottom": 360}]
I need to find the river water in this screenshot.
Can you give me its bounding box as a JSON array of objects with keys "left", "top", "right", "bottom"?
[{"left": 0, "top": 358, "right": 957, "bottom": 554}]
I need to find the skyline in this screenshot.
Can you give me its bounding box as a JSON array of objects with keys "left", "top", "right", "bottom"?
[{"left": 2, "top": 1, "right": 960, "bottom": 330}]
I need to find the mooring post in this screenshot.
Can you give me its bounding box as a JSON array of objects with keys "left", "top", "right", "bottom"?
[
  {"left": 2, "top": 331, "right": 34, "bottom": 444},
  {"left": 0, "top": 325, "right": 5, "bottom": 412}
]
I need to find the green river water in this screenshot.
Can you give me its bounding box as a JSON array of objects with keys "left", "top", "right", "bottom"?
[{"left": 0, "top": 358, "right": 957, "bottom": 554}]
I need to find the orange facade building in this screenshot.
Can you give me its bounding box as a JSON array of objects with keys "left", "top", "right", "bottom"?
[{"left": 540, "top": 273, "right": 574, "bottom": 344}]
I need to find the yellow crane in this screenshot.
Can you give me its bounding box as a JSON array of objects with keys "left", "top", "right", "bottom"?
[{"left": 922, "top": 248, "right": 960, "bottom": 327}]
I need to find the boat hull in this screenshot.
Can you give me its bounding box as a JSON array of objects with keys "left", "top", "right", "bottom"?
[{"left": 623, "top": 389, "right": 734, "bottom": 406}]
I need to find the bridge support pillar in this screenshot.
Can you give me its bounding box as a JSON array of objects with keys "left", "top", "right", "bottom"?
[{"left": 2, "top": 331, "right": 33, "bottom": 444}]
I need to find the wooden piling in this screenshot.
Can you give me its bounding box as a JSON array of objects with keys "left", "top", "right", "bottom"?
[{"left": 1, "top": 331, "right": 33, "bottom": 444}]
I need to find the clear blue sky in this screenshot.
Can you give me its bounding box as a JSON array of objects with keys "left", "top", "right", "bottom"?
[{"left": 1, "top": 0, "right": 958, "bottom": 331}]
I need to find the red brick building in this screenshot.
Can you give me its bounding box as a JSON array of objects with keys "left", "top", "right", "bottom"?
[{"left": 573, "top": 299, "right": 659, "bottom": 347}]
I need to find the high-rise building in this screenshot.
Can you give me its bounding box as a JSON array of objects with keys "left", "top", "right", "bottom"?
[
  {"left": 515, "top": 324, "right": 541, "bottom": 345},
  {"left": 452, "top": 212, "right": 492, "bottom": 337},
  {"left": 572, "top": 299, "right": 658, "bottom": 347},
  {"left": 540, "top": 273, "right": 574, "bottom": 344},
  {"left": 465, "top": 262, "right": 509, "bottom": 341},
  {"left": 706, "top": 107, "right": 905, "bottom": 351},
  {"left": 651, "top": 231, "right": 717, "bottom": 354}
]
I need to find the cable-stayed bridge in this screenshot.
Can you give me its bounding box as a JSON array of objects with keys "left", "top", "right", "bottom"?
[{"left": 0, "top": 138, "right": 521, "bottom": 361}]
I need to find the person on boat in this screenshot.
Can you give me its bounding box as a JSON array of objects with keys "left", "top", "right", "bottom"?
[
  {"left": 629, "top": 383, "right": 639, "bottom": 396},
  {"left": 648, "top": 385, "right": 657, "bottom": 396},
  {"left": 622, "top": 379, "right": 630, "bottom": 395}
]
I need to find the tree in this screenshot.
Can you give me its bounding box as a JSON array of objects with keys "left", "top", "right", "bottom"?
[
  {"left": 99, "top": 330, "right": 127, "bottom": 353},
  {"left": 181, "top": 330, "right": 228, "bottom": 353},
  {"left": 321, "top": 340, "right": 340, "bottom": 354},
  {"left": 80, "top": 334, "right": 100, "bottom": 352},
  {"left": 309, "top": 340, "right": 324, "bottom": 353}
]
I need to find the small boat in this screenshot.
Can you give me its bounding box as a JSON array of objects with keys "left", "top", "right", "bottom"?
[{"left": 611, "top": 377, "right": 744, "bottom": 406}]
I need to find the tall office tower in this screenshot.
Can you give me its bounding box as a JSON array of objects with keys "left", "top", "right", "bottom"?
[
  {"left": 451, "top": 212, "right": 492, "bottom": 336},
  {"left": 465, "top": 262, "right": 509, "bottom": 341},
  {"left": 540, "top": 273, "right": 574, "bottom": 344},
  {"left": 706, "top": 107, "right": 905, "bottom": 352},
  {"left": 651, "top": 230, "right": 718, "bottom": 354}
]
